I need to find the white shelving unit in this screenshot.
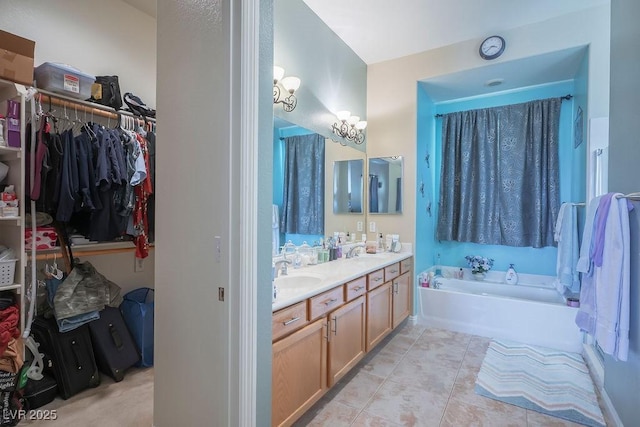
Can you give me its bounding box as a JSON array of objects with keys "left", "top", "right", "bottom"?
[{"left": 0, "top": 79, "right": 27, "bottom": 335}]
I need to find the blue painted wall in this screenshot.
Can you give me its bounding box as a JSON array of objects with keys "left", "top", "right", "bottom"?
[
  {"left": 416, "top": 81, "right": 586, "bottom": 276},
  {"left": 273, "top": 125, "right": 324, "bottom": 249}
]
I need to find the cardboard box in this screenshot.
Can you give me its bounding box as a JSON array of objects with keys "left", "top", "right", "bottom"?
[{"left": 0, "top": 30, "right": 35, "bottom": 86}]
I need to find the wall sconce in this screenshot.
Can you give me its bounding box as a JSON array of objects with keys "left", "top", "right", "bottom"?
[
  {"left": 331, "top": 110, "right": 367, "bottom": 145},
  {"left": 273, "top": 66, "right": 301, "bottom": 112}
]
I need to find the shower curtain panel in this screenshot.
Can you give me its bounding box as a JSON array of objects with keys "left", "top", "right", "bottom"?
[
  {"left": 437, "top": 97, "right": 562, "bottom": 248},
  {"left": 369, "top": 175, "right": 379, "bottom": 213},
  {"left": 280, "top": 134, "right": 325, "bottom": 235}
]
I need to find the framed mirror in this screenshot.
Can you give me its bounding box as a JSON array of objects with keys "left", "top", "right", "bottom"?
[
  {"left": 368, "top": 156, "right": 403, "bottom": 214},
  {"left": 333, "top": 159, "right": 364, "bottom": 214}
]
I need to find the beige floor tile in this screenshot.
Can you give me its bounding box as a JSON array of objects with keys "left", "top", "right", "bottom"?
[
  {"left": 352, "top": 411, "right": 405, "bottom": 427},
  {"left": 390, "top": 355, "right": 458, "bottom": 395},
  {"left": 441, "top": 399, "right": 527, "bottom": 427},
  {"left": 364, "top": 379, "right": 449, "bottom": 426},
  {"left": 382, "top": 333, "right": 418, "bottom": 356},
  {"left": 420, "top": 327, "right": 473, "bottom": 346},
  {"left": 404, "top": 338, "right": 467, "bottom": 370},
  {"left": 526, "top": 410, "right": 585, "bottom": 426},
  {"left": 360, "top": 347, "right": 405, "bottom": 379},
  {"left": 334, "top": 371, "right": 386, "bottom": 409},
  {"left": 304, "top": 400, "right": 362, "bottom": 427},
  {"left": 394, "top": 322, "right": 426, "bottom": 340}
]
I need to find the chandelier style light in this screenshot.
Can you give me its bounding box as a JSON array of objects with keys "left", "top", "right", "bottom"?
[
  {"left": 273, "top": 66, "right": 301, "bottom": 112},
  {"left": 331, "top": 110, "right": 367, "bottom": 145}
]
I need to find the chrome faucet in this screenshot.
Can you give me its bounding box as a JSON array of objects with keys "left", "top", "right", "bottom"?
[
  {"left": 274, "top": 258, "right": 292, "bottom": 278},
  {"left": 432, "top": 278, "right": 443, "bottom": 289},
  {"left": 346, "top": 243, "right": 366, "bottom": 259}
]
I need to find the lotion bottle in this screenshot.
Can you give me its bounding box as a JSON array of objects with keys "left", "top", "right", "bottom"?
[{"left": 505, "top": 264, "right": 518, "bottom": 285}]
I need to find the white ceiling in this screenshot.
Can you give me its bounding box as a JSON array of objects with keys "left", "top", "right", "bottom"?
[
  {"left": 124, "top": 0, "right": 605, "bottom": 101},
  {"left": 302, "top": 0, "right": 608, "bottom": 65}
]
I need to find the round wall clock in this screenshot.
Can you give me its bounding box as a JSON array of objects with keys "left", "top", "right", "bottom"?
[{"left": 479, "top": 35, "right": 506, "bottom": 60}]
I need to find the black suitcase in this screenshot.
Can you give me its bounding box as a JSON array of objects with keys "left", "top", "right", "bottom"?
[
  {"left": 30, "top": 316, "right": 100, "bottom": 399},
  {"left": 88, "top": 306, "right": 140, "bottom": 382},
  {"left": 23, "top": 374, "right": 58, "bottom": 409}
]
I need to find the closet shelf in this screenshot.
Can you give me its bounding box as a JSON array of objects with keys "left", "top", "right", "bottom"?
[
  {"left": 28, "top": 242, "right": 155, "bottom": 261},
  {"left": 0, "top": 284, "right": 22, "bottom": 292}
]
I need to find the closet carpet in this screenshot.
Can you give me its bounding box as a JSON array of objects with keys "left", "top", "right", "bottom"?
[{"left": 20, "top": 367, "right": 153, "bottom": 427}]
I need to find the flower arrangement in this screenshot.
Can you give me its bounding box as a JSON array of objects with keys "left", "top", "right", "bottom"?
[{"left": 465, "top": 255, "right": 494, "bottom": 274}]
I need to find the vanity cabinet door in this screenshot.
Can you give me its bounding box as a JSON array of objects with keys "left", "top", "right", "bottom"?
[
  {"left": 392, "top": 272, "right": 411, "bottom": 328},
  {"left": 272, "top": 318, "right": 327, "bottom": 427},
  {"left": 327, "top": 295, "right": 366, "bottom": 387},
  {"left": 366, "top": 281, "right": 393, "bottom": 351}
]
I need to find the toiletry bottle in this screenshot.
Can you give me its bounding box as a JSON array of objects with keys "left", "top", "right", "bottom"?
[
  {"left": 293, "top": 249, "right": 301, "bottom": 269},
  {"left": 378, "top": 233, "right": 384, "bottom": 251},
  {"left": 505, "top": 264, "right": 518, "bottom": 284},
  {"left": 458, "top": 268, "right": 463, "bottom": 279},
  {"left": 336, "top": 237, "right": 343, "bottom": 259},
  {"left": 272, "top": 261, "right": 277, "bottom": 303},
  {"left": 435, "top": 253, "right": 442, "bottom": 276}
]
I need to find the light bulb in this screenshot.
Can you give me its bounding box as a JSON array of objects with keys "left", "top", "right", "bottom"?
[
  {"left": 355, "top": 120, "right": 367, "bottom": 130},
  {"left": 281, "top": 76, "right": 301, "bottom": 94},
  {"left": 347, "top": 115, "right": 360, "bottom": 126},
  {"left": 273, "top": 66, "right": 285, "bottom": 83},
  {"left": 336, "top": 111, "right": 351, "bottom": 122}
]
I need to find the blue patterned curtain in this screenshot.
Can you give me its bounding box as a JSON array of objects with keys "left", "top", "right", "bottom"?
[
  {"left": 437, "top": 98, "right": 562, "bottom": 248},
  {"left": 280, "top": 134, "right": 325, "bottom": 234},
  {"left": 369, "top": 175, "right": 379, "bottom": 213}
]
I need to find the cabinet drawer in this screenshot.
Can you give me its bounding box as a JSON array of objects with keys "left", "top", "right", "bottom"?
[
  {"left": 309, "top": 286, "right": 345, "bottom": 320},
  {"left": 367, "top": 269, "right": 385, "bottom": 291},
  {"left": 384, "top": 263, "right": 401, "bottom": 282},
  {"left": 345, "top": 276, "right": 367, "bottom": 301},
  {"left": 400, "top": 257, "right": 413, "bottom": 274},
  {"left": 272, "top": 301, "right": 309, "bottom": 341}
]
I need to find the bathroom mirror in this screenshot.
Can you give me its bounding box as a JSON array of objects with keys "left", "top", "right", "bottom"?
[
  {"left": 368, "top": 156, "right": 403, "bottom": 214},
  {"left": 333, "top": 159, "right": 364, "bottom": 214}
]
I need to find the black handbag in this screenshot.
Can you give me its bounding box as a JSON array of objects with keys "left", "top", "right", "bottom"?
[{"left": 90, "top": 75, "right": 123, "bottom": 110}]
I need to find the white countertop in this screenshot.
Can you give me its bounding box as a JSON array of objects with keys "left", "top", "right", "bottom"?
[{"left": 272, "top": 250, "right": 413, "bottom": 311}]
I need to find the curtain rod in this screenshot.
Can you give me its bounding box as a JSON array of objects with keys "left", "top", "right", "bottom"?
[{"left": 434, "top": 94, "right": 573, "bottom": 118}]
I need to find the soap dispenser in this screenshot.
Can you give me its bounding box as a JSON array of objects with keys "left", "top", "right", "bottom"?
[{"left": 505, "top": 264, "right": 518, "bottom": 285}]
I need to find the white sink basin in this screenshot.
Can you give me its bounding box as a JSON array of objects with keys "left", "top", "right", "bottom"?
[{"left": 275, "top": 274, "right": 323, "bottom": 289}]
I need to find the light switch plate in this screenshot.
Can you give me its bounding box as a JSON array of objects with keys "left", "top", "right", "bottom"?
[
  {"left": 357, "top": 221, "right": 363, "bottom": 232},
  {"left": 369, "top": 221, "right": 376, "bottom": 232}
]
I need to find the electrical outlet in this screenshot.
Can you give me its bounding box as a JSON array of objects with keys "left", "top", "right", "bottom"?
[
  {"left": 134, "top": 257, "right": 144, "bottom": 273},
  {"left": 369, "top": 221, "right": 376, "bottom": 232},
  {"left": 357, "top": 221, "right": 363, "bottom": 232}
]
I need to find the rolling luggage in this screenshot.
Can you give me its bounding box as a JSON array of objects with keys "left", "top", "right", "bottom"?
[
  {"left": 88, "top": 306, "right": 140, "bottom": 382},
  {"left": 22, "top": 374, "right": 58, "bottom": 409},
  {"left": 120, "top": 288, "right": 154, "bottom": 367},
  {"left": 30, "top": 316, "right": 100, "bottom": 399}
]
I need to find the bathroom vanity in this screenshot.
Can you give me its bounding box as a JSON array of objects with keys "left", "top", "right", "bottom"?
[{"left": 271, "top": 252, "right": 413, "bottom": 426}]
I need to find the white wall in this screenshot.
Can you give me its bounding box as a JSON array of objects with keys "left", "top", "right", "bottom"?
[
  {"left": 0, "top": 0, "right": 157, "bottom": 107},
  {"left": 366, "top": 4, "right": 611, "bottom": 249}
]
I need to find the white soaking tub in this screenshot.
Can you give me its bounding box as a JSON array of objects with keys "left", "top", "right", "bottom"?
[{"left": 417, "top": 275, "right": 582, "bottom": 352}]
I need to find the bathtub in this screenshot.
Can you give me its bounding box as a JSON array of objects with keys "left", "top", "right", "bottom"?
[{"left": 417, "top": 277, "right": 583, "bottom": 353}]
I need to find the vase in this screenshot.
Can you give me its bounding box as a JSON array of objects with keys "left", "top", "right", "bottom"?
[{"left": 472, "top": 272, "right": 486, "bottom": 281}]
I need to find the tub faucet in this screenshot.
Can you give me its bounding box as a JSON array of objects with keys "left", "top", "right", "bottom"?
[
  {"left": 346, "top": 243, "right": 366, "bottom": 259},
  {"left": 432, "top": 279, "right": 442, "bottom": 289},
  {"left": 274, "top": 257, "right": 292, "bottom": 278}
]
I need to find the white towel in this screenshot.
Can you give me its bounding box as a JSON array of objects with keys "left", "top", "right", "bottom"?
[{"left": 555, "top": 203, "right": 580, "bottom": 293}]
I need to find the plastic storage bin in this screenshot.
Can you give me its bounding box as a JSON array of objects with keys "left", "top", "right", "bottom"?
[
  {"left": 120, "top": 288, "right": 154, "bottom": 367},
  {"left": 34, "top": 62, "right": 95, "bottom": 100},
  {"left": 0, "top": 260, "right": 16, "bottom": 286}
]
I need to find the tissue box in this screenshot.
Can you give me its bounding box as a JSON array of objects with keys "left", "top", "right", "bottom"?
[
  {"left": 0, "top": 30, "right": 35, "bottom": 86},
  {"left": 34, "top": 62, "right": 95, "bottom": 100},
  {"left": 25, "top": 226, "right": 58, "bottom": 250}
]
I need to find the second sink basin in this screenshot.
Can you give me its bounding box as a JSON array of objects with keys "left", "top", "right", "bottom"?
[{"left": 275, "top": 274, "right": 323, "bottom": 289}]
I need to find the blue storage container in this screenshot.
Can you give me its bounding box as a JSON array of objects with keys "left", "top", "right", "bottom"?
[{"left": 120, "top": 288, "right": 154, "bottom": 367}]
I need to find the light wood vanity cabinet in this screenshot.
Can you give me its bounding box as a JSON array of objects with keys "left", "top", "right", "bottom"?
[
  {"left": 272, "top": 255, "right": 413, "bottom": 426},
  {"left": 366, "top": 281, "right": 393, "bottom": 351},
  {"left": 392, "top": 271, "right": 412, "bottom": 328},
  {"left": 272, "top": 318, "right": 327, "bottom": 427},
  {"left": 327, "top": 295, "right": 366, "bottom": 387}
]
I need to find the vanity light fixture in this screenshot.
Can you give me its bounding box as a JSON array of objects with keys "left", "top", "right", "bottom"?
[
  {"left": 273, "top": 66, "right": 301, "bottom": 112},
  {"left": 331, "top": 110, "right": 367, "bottom": 145}
]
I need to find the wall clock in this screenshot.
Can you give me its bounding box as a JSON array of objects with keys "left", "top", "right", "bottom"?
[{"left": 479, "top": 35, "right": 505, "bottom": 60}]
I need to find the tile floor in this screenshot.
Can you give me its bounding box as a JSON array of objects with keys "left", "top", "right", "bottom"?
[{"left": 294, "top": 322, "right": 611, "bottom": 427}]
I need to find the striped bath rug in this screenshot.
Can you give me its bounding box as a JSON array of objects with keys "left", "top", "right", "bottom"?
[{"left": 475, "top": 339, "right": 605, "bottom": 427}]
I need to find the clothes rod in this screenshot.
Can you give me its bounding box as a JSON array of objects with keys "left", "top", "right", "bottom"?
[
  {"left": 435, "top": 94, "right": 574, "bottom": 118},
  {"left": 37, "top": 90, "right": 156, "bottom": 123}
]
